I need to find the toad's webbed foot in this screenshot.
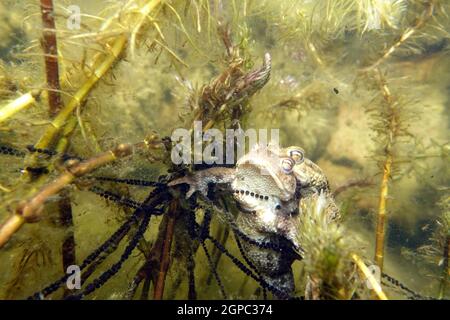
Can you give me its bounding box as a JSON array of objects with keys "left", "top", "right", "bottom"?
[
  {"left": 168, "top": 167, "right": 235, "bottom": 198},
  {"left": 168, "top": 175, "right": 205, "bottom": 198}
]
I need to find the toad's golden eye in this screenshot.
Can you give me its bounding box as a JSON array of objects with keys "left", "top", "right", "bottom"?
[
  {"left": 288, "top": 147, "right": 304, "bottom": 164},
  {"left": 281, "top": 158, "right": 295, "bottom": 174}
]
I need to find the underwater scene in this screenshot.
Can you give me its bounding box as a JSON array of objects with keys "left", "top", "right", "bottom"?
[{"left": 0, "top": 0, "right": 448, "bottom": 300}]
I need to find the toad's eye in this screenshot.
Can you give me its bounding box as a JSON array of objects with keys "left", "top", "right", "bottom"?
[
  {"left": 288, "top": 148, "right": 304, "bottom": 164},
  {"left": 281, "top": 158, "right": 295, "bottom": 174}
]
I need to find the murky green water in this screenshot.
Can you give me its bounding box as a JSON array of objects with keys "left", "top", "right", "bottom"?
[{"left": 0, "top": 0, "right": 448, "bottom": 300}]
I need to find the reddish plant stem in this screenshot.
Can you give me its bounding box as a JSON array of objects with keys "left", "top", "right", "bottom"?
[
  {"left": 153, "top": 200, "right": 177, "bottom": 300},
  {"left": 40, "top": 0, "right": 62, "bottom": 116},
  {"left": 40, "top": 1, "right": 69, "bottom": 287},
  {"left": 33, "top": 1, "right": 69, "bottom": 180},
  {"left": 58, "top": 190, "right": 76, "bottom": 298},
  {"left": 59, "top": 191, "right": 75, "bottom": 270}
]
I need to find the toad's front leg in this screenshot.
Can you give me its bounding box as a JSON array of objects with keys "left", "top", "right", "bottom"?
[{"left": 168, "top": 167, "right": 235, "bottom": 198}]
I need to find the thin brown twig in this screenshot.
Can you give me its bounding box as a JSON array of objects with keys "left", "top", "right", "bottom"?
[
  {"left": 0, "top": 143, "right": 135, "bottom": 249},
  {"left": 333, "top": 178, "right": 374, "bottom": 198}
]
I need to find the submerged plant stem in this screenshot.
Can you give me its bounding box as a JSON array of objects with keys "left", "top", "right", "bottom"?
[
  {"left": 374, "top": 154, "right": 392, "bottom": 270},
  {"left": 58, "top": 190, "right": 75, "bottom": 297},
  {"left": 39, "top": 1, "right": 76, "bottom": 286},
  {"left": 374, "top": 70, "right": 398, "bottom": 273},
  {"left": 153, "top": 200, "right": 177, "bottom": 300},
  {"left": 40, "top": 0, "right": 62, "bottom": 116}
]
